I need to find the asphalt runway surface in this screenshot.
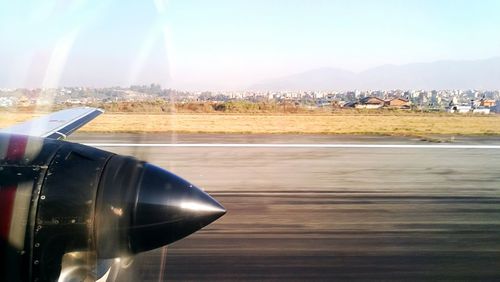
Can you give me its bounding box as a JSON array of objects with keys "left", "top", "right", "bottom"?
[{"left": 71, "top": 133, "right": 500, "bottom": 281}]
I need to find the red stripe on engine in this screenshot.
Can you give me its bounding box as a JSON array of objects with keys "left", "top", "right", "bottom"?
[
  {"left": 2, "top": 135, "right": 28, "bottom": 239},
  {"left": 0, "top": 185, "right": 17, "bottom": 278},
  {"left": 5, "top": 135, "right": 28, "bottom": 161},
  {"left": 0, "top": 186, "right": 17, "bottom": 241},
  {"left": 0, "top": 134, "right": 28, "bottom": 274}
]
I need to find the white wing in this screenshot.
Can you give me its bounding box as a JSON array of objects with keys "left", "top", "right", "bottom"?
[{"left": 0, "top": 107, "right": 104, "bottom": 139}]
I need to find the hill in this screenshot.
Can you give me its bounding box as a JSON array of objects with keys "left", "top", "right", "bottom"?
[{"left": 250, "top": 57, "right": 500, "bottom": 91}]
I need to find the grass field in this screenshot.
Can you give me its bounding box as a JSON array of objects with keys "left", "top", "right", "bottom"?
[{"left": 1, "top": 112, "right": 500, "bottom": 137}]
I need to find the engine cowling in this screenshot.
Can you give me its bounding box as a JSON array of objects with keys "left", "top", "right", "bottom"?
[{"left": 0, "top": 134, "right": 225, "bottom": 281}]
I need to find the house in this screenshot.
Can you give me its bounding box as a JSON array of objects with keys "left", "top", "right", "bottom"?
[
  {"left": 385, "top": 97, "right": 410, "bottom": 109},
  {"left": 0, "top": 97, "right": 14, "bottom": 107},
  {"left": 473, "top": 106, "right": 490, "bottom": 114},
  {"left": 480, "top": 99, "right": 496, "bottom": 108},
  {"left": 448, "top": 105, "right": 471, "bottom": 113},
  {"left": 342, "top": 101, "right": 358, "bottom": 108},
  {"left": 355, "top": 96, "right": 385, "bottom": 109}
]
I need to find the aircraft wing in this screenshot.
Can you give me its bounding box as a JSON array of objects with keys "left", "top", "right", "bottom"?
[{"left": 0, "top": 107, "right": 103, "bottom": 139}]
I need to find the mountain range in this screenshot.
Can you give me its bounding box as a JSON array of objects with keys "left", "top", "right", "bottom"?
[{"left": 250, "top": 57, "right": 500, "bottom": 91}]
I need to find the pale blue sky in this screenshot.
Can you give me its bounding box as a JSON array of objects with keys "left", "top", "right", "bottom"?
[{"left": 1, "top": 0, "right": 499, "bottom": 90}]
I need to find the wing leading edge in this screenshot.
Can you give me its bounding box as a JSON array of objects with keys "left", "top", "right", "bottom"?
[{"left": 0, "top": 107, "right": 103, "bottom": 139}]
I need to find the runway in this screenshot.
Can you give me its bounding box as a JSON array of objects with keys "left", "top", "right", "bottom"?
[{"left": 70, "top": 133, "right": 500, "bottom": 281}]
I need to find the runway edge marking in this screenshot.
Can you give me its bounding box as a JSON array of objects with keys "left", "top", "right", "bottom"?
[{"left": 83, "top": 143, "right": 500, "bottom": 149}]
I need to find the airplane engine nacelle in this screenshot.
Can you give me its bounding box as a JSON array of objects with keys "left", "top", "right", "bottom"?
[{"left": 0, "top": 134, "right": 225, "bottom": 281}]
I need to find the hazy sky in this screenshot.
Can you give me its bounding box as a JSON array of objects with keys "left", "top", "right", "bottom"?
[{"left": 1, "top": 0, "right": 500, "bottom": 90}]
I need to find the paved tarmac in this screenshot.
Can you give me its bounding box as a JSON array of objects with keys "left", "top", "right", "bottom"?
[{"left": 71, "top": 133, "right": 500, "bottom": 281}]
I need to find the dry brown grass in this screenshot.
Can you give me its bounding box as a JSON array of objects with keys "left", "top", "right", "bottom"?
[{"left": 1, "top": 112, "right": 500, "bottom": 136}]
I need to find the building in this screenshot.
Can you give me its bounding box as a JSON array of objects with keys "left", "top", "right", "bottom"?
[
  {"left": 355, "top": 97, "right": 385, "bottom": 109},
  {"left": 0, "top": 97, "right": 14, "bottom": 107},
  {"left": 385, "top": 97, "right": 410, "bottom": 109},
  {"left": 473, "top": 107, "right": 491, "bottom": 114},
  {"left": 448, "top": 105, "right": 471, "bottom": 113},
  {"left": 480, "top": 99, "right": 496, "bottom": 108}
]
